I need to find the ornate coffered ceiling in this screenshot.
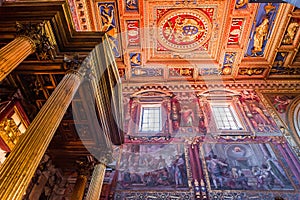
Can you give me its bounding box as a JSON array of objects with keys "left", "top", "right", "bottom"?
[{"left": 68, "top": 0, "right": 300, "bottom": 83}]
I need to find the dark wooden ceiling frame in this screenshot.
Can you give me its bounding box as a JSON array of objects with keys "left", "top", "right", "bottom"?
[{"left": 0, "top": 1, "right": 124, "bottom": 167}]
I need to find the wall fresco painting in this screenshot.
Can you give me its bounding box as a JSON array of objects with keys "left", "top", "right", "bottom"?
[
  {"left": 126, "top": 20, "right": 140, "bottom": 47},
  {"left": 265, "top": 93, "right": 298, "bottom": 123},
  {"left": 170, "top": 93, "right": 207, "bottom": 135},
  {"left": 155, "top": 92, "right": 207, "bottom": 136},
  {"left": 239, "top": 90, "right": 281, "bottom": 134},
  {"left": 246, "top": 3, "right": 279, "bottom": 57},
  {"left": 202, "top": 142, "right": 294, "bottom": 191},
  {"left": 98, "top": 2, "right": 121, "bottom": 58},
  {"left": 117, "top": 144, "right": 189, "bottom": 190}
]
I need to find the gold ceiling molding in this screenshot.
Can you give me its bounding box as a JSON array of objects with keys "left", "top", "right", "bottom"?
[{"left": 122, "top": 80, "right": 300, "bottom": 93}]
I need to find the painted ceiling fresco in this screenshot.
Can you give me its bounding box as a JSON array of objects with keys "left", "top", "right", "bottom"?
[{"left": 69, "top": 0, "right": 300, "bottom": 82}]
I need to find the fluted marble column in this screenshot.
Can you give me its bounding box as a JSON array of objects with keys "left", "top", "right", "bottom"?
[
  {"left": 0, "top": 57, "right": 91, "bottom": 200},
  {"left": 0, "top": 21, "right": 52, "bottom": 81},
  {"left": 85, "top": 163, "right": 106, "bottom": 200},
  {"left": 71, "top": 175, "right": 88, "bottom": 200}
]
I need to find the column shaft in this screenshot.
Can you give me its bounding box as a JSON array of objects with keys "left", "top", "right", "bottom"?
[
  {"left": 0, "top": 36, "right": 35, "bottom": 81},
  {"left": 85, "top": 163, "right": 106, "bottom": 200},
  {"left": 0, "top": 70, "right": 83, "bottom": 200},
  {"left": 71, "top": 175, "right": 88, "bottom": 200}
]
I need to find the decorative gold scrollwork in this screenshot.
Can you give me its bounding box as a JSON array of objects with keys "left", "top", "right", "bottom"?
[{"left": 0, "top": 118, "right": 22, "bottom": 150}]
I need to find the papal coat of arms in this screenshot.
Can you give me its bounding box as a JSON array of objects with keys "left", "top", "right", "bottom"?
[{"left": 157, "top": 9, "right": 212, "bottom": 52}]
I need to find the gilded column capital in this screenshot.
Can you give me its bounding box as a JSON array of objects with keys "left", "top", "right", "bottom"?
[
  {"left": 64, "top": 54, "right": 94, "bottom": 79},
  {"left": 16, "top": 21, "right": 54, "bottom": 60}
]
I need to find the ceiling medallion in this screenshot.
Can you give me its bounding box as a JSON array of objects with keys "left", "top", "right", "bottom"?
[{"left": 157, "top": 9, "right": 212, "bottom": 52}]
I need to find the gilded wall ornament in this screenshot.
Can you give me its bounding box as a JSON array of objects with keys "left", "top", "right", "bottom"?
[
  {"left": 282, "top": 22, "right": 299, "bottom": 44},
  {"left": 238, "top": 68, "right": 264, "bottom": 76}
]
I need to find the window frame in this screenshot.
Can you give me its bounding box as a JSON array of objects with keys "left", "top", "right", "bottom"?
[
  {"left": 138, "top": 104, "right": 163, "bottom": 133},
  {"left": 208, "top": 100, "right": 247, "bottom": 134},
  {"left": 210, "top": 103, "right": 243, "bottom": 131}
]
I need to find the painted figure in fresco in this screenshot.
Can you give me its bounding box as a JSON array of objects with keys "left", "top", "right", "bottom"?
[
  {"left": 180, "top": 106, "right": 194, "bottom": 126},
  {"left": 198, "top": 110, "right": 207, "bottom": 134},
  {"left": 252, "top": 159, "right": 285, "bottom": 190},
  {"left": 174, "top": 163, "right": 183, "bottom": 187},
  {"left": 273, "top": 95, "right": 291, "bottom": 113},
  {"left": 157, "top": 155, "right": 167, "bottom": 169},
  {"left": 249, "top": 103, "right": 270, "bottom": 126},
  {"left": 171, "top": 101, "right": 180, "bottom": 132},
  {"left": 252, "top": 18, "right": 269, "bottom": 53},
  {"left": 207, "top": 155, "right": 228, "bottom": 189},
  {"left": 122, "top": 170, "right": 131, "bottom": 188},
  {"left": 156, "top": 170, "right": 170, "bottom": 186}
]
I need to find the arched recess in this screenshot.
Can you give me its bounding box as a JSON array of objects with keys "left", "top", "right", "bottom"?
[{"left": 287, "top": 96, "right": 300, "bottom": 146}]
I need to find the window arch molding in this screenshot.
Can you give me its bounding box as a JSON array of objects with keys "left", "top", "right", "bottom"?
[{"left": 287, "top": 96, "right": 300, "bottom": 146}]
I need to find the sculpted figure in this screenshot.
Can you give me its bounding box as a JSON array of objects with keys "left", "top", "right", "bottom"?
[
  {"left": 252, "top": 18, "right": 269, "bottom": 53},
  {"left": 282, "top": 22, "right": 299, "bottom": 44}
]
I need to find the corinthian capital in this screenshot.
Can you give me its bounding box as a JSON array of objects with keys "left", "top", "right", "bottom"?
[
  {"left": 16, "top": 21, "right": 54, "bottom": 60},
  {"left": 64, "top": 54, "right": 94, "bottom": 79}
]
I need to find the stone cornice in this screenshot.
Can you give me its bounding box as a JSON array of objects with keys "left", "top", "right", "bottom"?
[{"left": 122, "top": 80, "right": 300, "bottom": 93}]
